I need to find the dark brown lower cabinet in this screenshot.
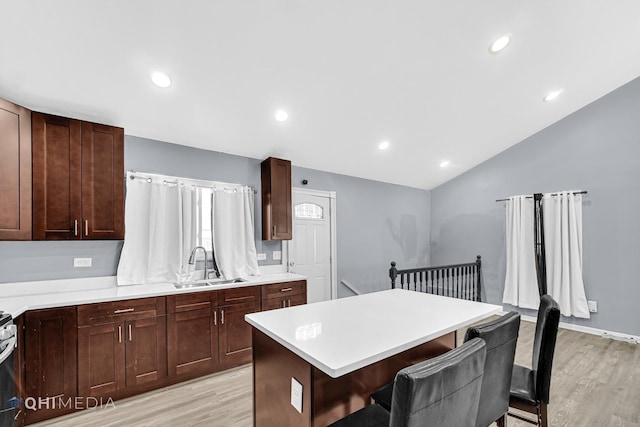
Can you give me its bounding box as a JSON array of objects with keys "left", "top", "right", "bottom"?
[
  {"left": 218, "top": 300, "right": 260, "bottom": 366},
  {"left": 167, "top": 308, "right": 218, "bottom": 377},
  {"left": 17, "top": 281, "right": 306, "bottom": 425},
  {"left": 24, "top": 307, "right": 77, "bottom": 424},
  {"left": 77, "top": 316, "right": 166, "bottom": 398}
]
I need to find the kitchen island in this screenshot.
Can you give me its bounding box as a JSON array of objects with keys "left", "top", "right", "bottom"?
[{"left": 245, "top": 289, "right": 501, "bottom": 427}]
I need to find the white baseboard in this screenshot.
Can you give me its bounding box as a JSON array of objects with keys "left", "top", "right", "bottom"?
[{"left": 498, "top": 310, "right": 639, "bottom": 345}]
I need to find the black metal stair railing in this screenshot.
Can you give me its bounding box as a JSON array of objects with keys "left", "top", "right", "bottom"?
[{"left": 389, "top": 256, "right": 482, "bottom": 302}]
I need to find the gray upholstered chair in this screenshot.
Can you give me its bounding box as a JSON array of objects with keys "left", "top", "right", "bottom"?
[
  {"left": 373, "top": 312, "right": 521, "bottom": 427},
  {"left": 508, "top": 295, "right": 560, "bottom": 427},
  {"left": 328, "top": 337, "right": 487, "bottom": 427}
]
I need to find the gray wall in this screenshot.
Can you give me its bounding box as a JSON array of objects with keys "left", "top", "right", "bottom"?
[
  {"left": 0, "top": 136, "right": 431, "bottom": 294},
  {"left": 291, "top": 167, "right": 431, "bottom": 297},
  {"left": 430, "top": 76, "right": 640, "bottom": 336}
]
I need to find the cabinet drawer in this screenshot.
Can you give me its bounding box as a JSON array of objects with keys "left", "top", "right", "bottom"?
[
  {"left": 167, "top": 291, "right": 218, "bottom": 313},
  {"left": 220, "top": 286, "right": 260, "bottom": 305},
  {"left": 261, "top": 280, "right": 306, "bottom": 300},
  {"left": 78, "top": 297, "right": 166, "bottom": 326}
]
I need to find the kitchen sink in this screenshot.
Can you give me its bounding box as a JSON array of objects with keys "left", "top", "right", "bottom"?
[{"left": 173, "top": 278, "right": 246, "bottom": 289}]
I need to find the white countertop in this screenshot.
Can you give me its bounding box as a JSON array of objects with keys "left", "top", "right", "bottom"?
[
  {"left": 245, "top": 289, "right": 501, "bottom": 378},
  {"left": 0, "top": 273, "right": 306, "bottom": 318}
]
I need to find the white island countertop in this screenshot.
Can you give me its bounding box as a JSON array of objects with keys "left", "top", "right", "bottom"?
[
  {"left": 245, "top": 289, "right": 501, "bottom": 378},
  {"left": 0, "top": 273, "right": 306, "bottom": 318}
]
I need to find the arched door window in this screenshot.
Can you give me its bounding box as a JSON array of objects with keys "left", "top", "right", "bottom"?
[{"left": 294, "top": 203, "right": 324, "bottom": 220}]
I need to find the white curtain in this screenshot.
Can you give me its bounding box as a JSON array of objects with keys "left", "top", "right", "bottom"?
[
  {"left": 543, "top": 192, "right": 590, "bottom": 318},
  {"left": 503, "top": 195, "right": 540, "bottom": 309},
  {"left": 117, "top": 173, "right": 197, "bottom": 285},
  {"left": 212, "top": 186, "right": 260, "bottom": 279}
]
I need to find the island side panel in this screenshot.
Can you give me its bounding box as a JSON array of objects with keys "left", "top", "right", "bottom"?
[
  {"left": 253, "top": 329, "right": 312, "bottom": 427},
  {"left": 311, "top": 332, "right": 456, "bottom": 427}
]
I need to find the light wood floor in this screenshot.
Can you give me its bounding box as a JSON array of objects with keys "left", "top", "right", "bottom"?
[{"left": 33, "top": 318, "right": 640, "bottom": 427}]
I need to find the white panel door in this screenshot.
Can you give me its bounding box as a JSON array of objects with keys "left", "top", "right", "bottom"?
[{"left": 290, "top": 192, "right": 332, "bottom": 304}]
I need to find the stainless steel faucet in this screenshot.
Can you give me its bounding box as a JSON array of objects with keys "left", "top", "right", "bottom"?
[{"left": 188, "top": 246, "right": 208, "bottom": 280}]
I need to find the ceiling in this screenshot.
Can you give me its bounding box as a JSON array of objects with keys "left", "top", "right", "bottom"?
[{"left": 2, "top": 1, "right": 640, "bottom": 190}]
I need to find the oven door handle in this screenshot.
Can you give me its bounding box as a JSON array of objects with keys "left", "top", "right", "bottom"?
[{"left": 0, "top": 337, "right": 16, "bottom": 365}]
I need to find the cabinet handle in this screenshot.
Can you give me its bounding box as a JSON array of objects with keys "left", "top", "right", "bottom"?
[
  {"left": 118, "top": 325, "right": 122, "bottom": 343},
  {"left": 114, "top": 308, "right": 135, "bottom": 314},
  {"left": 287, "top": 299, "right": 291, "bottom": 307},
  {"left": 213, "top": 310, "right": 217, "bottom": 326},
  {"left": 272, "top": 225, "right": 276, "bottom": 237},
  {"left": 221, "top": 309, "right": 225, "bottom": 325},
  {"left": 128, "top": 324, "right": 132, "bottom": 341},
  {"left": 85, "top": 220, "right": 89, "bottom": 236},
  {"left": 74, "top": 220, "right": 78, "bottom": 236},
  {"left": 281, "top": 300, "right": 285, "bottom": 308},
  {"left": 280, "top": 287, "right": 293, "bottom": 292}
]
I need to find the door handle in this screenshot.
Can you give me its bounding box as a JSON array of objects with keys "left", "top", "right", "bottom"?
[
  {"left": 74, "top": 220, "right": 78, "bottom": 236},
  {"left": 85, "top": 220, "right": 89, "bottom": 236},
  {"left": 118, "top": 325, "right": 122, "bottom": 343},
  {"left": 213, "top": 310, "right": 217, "bottom": 326},
  {"left": 289, "top": 262, "right": 295, "bottom": 267},
  {"left": 128, "top": 323, "right": 132, "bottom": 341},
  {"left": 221, "top": 309, "right": 225, "bottom": 325}
]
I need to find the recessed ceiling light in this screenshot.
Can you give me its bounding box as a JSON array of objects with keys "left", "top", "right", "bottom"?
[
  {"left": 151, "top": 71, "right": 171, "bottom": 88},
  {"left": 275, "top": 110, "right": 289, "bottom": 122},
  {"left": 489, "top": 35, "right": 511, "bottom": 54},
  {"left": 543, "top": 90, "right": 563, "bottom": 102},
  {"left": 440, "top": 160, "right": 450, "bottom": 168},
  {"left": 378, "top": 141, "right": 390, "bottom": 150}
]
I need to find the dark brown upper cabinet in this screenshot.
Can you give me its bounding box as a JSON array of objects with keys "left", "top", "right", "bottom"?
[
  {"left": 261, "top": 157, "right": 292, "bottom": 240},
  {"left": 32, "top": 112, "right": 124, "bottom": 240},
  {"left": 0, "top": 98, "right": 32, "bottom": 240}
]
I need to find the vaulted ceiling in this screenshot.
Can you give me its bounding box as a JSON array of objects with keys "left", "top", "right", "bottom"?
[{"left": 2, "top": 1, "right": 640, "bottom": 189}]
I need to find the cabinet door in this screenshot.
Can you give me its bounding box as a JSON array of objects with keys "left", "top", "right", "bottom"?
[
  {"left": 124, "top": 316, "right": 167, "bottom": 387},
  {"left": 167, "top": 308, "right": 218, "bottom": 377},
  {"left": 218, "top": 300, "right": 260, "bottom": 366},
  {"left": 288, "top": 293, "right": 307, "bottom": 307},
  {"left": 0, "top": 98, "right": 31, "bottom": 240},
  {"left": 81, "top": 122, "right": 124, "bottom": 239},
  {"left": 78, "top": 322, "right": 125, "bottom": 397},
  {"left": 32, "top": 113, "right": 82, "bottom": 240},
  {"left": 262, "top": 293, "right": 307, "bottom": 311},
  {"left": 262, "top": 296, "right": 288, "bottom": 311},
  {"left": 24, "top": 307, "right": 77, "bottom": 423},
  {"left": 261, "top": 157, "right": 292, "bottom": 240}
]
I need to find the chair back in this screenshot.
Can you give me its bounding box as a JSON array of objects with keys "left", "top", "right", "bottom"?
[
  {"left": 532, "top": 295, "right": 560, "bottom": 404},
  {"left": 389, "top": 338, "right": 486, "bottom": 427},
  {"left": 464, "top": 312, "right": 520, "bottom": 427}
]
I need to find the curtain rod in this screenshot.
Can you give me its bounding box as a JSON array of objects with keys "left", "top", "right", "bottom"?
[
  {"left": 495, "top": 190, "right": 588, "bottom": 202},
  {"left": 126, "top": 170, "right": 256, "bottom": 193}
]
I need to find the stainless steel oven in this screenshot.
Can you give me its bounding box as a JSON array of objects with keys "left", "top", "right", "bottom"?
[{"left": 0, "top": 312, "right": 17, "bottom": 427}]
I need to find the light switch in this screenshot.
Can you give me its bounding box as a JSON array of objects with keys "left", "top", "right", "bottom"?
[
  {"left": 291, "top": 377, "right": 303, "bottom": 413},
  {"left": 273, "top": 251, "right": 281, "bottom": 260}
]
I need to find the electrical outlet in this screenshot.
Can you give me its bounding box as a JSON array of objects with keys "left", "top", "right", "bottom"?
[
  {"left": 257, "top": 253, "right": 267, "bottom": 261},
  {"left": 588, "top": 300, "right": 598, "bottom": 313},
  {"left": 74, "top": 258, "right": 92, "bottom": 268},
  {"left": 273, "top": 251, "right": 281, "bottom": 260},
  {"left": 291, "top": 378, "right": 303, "bottom": 413}
]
